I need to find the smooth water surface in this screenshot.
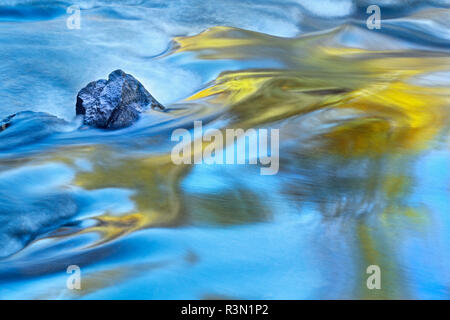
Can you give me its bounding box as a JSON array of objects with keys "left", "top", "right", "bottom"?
[{"left": 0, "top": 0, "right": 449, "bottom": 299}]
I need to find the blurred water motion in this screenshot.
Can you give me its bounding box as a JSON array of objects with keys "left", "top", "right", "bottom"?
[{"left": 0, "top": 1, "right": 449, "bottom": 299}]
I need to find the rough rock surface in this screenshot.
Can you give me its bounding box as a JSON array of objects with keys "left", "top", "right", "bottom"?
[{"left": 76, "top": 69, "right": 164, "bottom": 129}]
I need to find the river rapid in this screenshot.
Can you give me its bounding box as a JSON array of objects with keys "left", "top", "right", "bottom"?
[{"left": 0, "top": 0, "right": 449, "bottom": 299}]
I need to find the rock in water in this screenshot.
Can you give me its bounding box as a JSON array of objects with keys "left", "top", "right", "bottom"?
[{"left": 76, "top": 69, "right": 164, "bottom": 129}]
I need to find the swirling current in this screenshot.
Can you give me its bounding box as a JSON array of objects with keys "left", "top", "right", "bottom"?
[{"left": 0, "top": 0, "right": 449, "bottom": 299}]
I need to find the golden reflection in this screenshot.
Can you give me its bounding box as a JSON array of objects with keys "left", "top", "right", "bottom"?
[
  {"left": 62, "top": 26, "right": 450, "bottom": 248},
  {"left": 177, "top": 27, "right": 450, "bottom": 156},
  {"left": 21, "top": 26, "right": 448, "bottom": 299}
]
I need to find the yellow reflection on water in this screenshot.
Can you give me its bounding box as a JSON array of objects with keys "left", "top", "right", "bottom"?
[
  {"left": 31, "top": 26, "right": 449, "bottom": 298},
  {"left": 70, "top": 26, "right": 450, "bottom": 244}
]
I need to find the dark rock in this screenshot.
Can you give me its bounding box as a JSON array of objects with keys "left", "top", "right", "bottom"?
[
  {"left": 76, "top": 69, "right": 164, "bottom": 129},
  {"left": 0, "top": 113, "right": 16, "bottom": 132}
]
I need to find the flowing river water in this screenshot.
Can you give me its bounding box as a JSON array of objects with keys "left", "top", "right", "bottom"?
[{"left": 0, "top": 0, "right": 449, "bottom": 299}]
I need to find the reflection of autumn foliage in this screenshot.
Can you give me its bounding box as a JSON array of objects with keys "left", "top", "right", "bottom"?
[
  {"left": 22, "top": 25, "right": 449, "bottom": 298},
  {"left": 174, "top": 26, "right": 449, "bottom": 298}
]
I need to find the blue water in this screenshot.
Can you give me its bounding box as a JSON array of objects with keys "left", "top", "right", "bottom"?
[{"left": 0, "top": 0, "right": 449, "bottom": 299}]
